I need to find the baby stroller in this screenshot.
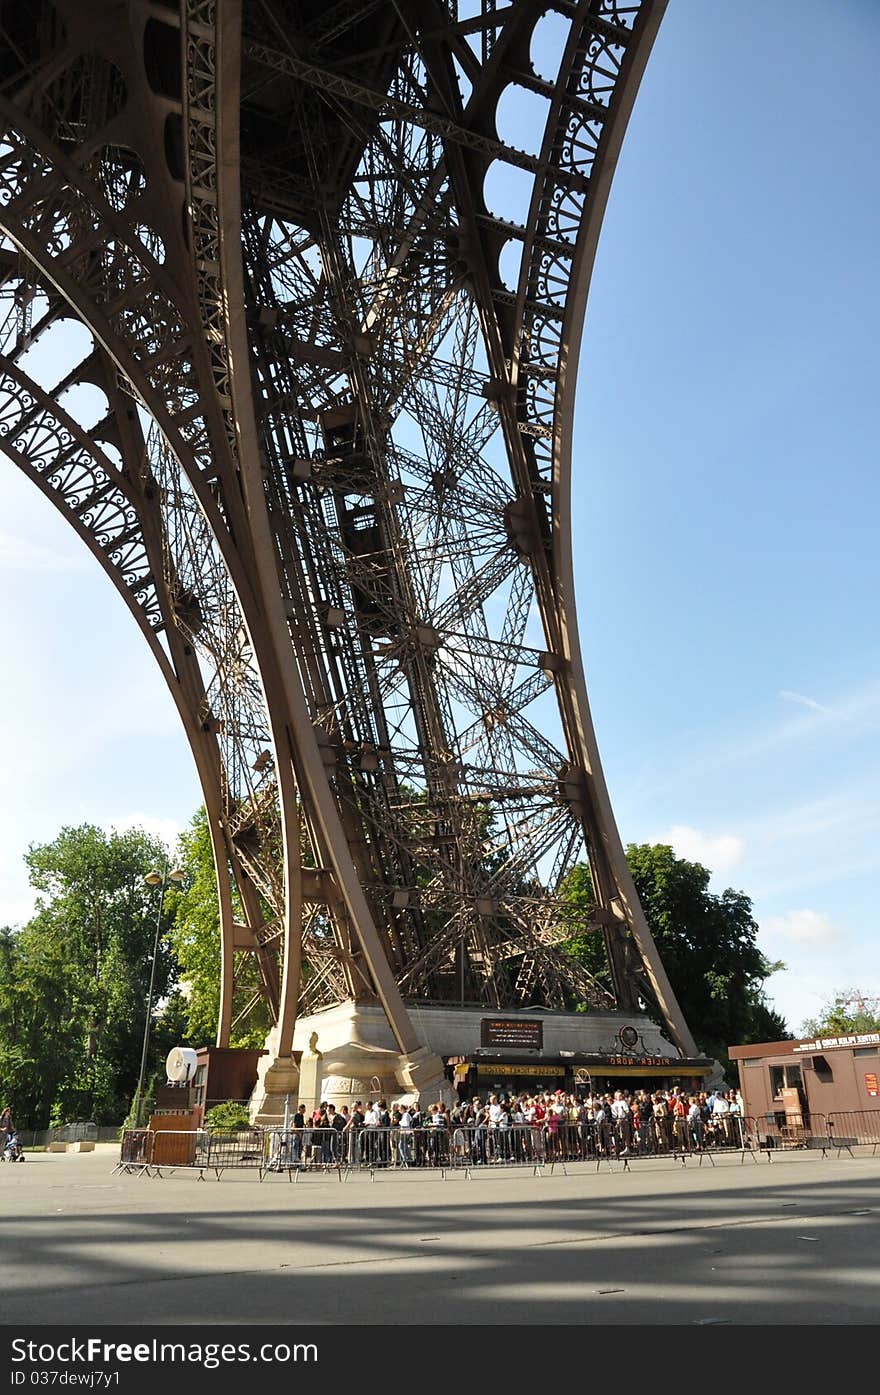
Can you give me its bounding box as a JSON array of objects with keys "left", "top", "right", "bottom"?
[{"left": 2, "top": 1131, "right": 25, "bottom": 1162}]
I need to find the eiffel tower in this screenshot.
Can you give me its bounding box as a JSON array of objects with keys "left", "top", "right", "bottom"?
[{"left": 0, "top": 0, "right": 700, "bottom": 1109}]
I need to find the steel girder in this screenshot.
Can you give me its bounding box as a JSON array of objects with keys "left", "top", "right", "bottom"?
[{"left": 0, "top": 0, "right": 698, "bottom": 1058}]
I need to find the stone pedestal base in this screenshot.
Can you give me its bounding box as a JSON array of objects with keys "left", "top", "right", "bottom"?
[
  {"left": 246, "top": 1025, "right": 451, "bottom": 1116},
  {"left": 304, "top": 1038, "right": 450, "bottom": 1111},
  {"left": 394, "top": 1045, "right": 451, "bottom": 1107},
  {"left": 248, "top": 1047, "right": 300, "bottom": 1127}
]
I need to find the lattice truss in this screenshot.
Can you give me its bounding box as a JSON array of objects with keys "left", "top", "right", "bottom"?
[
  {"left": 0, "top": 0, "right": 671, "bottom": 1034},
  {"left": 0, "top": 1, "right": 286, "bottom": 1027}
]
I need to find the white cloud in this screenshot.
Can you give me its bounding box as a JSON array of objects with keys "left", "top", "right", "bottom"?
[
  {"left": 779, "top": 689, "right": 828, "bottom": 714},
  {"left": 632, "top": 678, "right": 880, "bottom": 809},
  {"left": 0, "top": 530, "right": 88, "bottom": 574},
  {"left": 660, "top": 824, "right": 744, "bottom": 873},
  {"left": 108, "top": 813, "right": 185, "bottom": 851},
  {"left": 761, "top": 909, "right": 840, "bottom": 946}
]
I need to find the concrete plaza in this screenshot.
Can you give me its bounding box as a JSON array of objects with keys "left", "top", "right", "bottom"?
[{"left": 1, "top": 1145, "right": 877, "bottom": 1324}]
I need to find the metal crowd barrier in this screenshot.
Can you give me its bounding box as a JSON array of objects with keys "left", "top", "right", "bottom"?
[
  {"left": 708, "top": 1110, "right": 880, "bottom": 1155},
  {"left": 114, "top": 1128, "right": 152, "bottom": 1175},
  {"left": 749, "top": 1115, "right": 809, "bottom": 1153},
  {"left": 113, "top": 1119, "right": 756, "bottom": 1180},
  {"left": 744, "top": 1114, "right": 840, "bottom": 1157},
  {"left": 341, "top": 1124, "right": 565, "bottom": 1176},
  {"left": 263, "top": 1127, "right": 347, "bottom": 1179},
  {"left": 741, "top": 1110, "right": 880, "bottom": 1155},
  {"left": 118, "top": 1109, "right": 880, "bottom": 1180},
  {"left": 826, "top": 1111, "right": 880, "bottom": 1156},
  {"left": 583, "top": 1110, "right": 756, "bottom": 1169},
  {"left": 114, "top": 1128, "right": 270, "bottom": 1179},
  {"left": 343, "top": 1117, "right": 759, "bottom": 1175},
  {"left": 199, "top": 1129, "right": 266, "bottom": 1175}
]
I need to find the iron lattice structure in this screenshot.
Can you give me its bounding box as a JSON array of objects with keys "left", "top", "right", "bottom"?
[{"left": 0, "top": 0, "right": 698, "bottom": 1061}]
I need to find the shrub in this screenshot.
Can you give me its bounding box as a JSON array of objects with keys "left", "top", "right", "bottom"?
[{"left": 203, "top": 1101, "right": 251, "bottom": 1132}]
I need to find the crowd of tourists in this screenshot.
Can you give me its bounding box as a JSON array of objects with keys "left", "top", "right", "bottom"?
[{"left": 267, "top": 1086, "right": 746, "bottom": 1169}]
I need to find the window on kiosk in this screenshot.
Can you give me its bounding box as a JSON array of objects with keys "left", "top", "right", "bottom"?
[{"left": 769, "top": 1064, "right": 802, "bottom": 1099}]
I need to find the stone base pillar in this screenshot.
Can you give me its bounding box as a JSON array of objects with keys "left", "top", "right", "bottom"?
[
  {"left": 395, "top": 1045, "right": 452, "bottom": 1107},
  {"left": 248, "top": 1043, "right": 300, "bottom": 1127},
  {"left": 300, "top": 1035, "right": 450, "bottom": 1112}
]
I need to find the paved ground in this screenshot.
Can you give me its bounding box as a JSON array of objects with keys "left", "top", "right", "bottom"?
[{"left": 1, "top": 1144, "right": 878, "bottom": 1324}]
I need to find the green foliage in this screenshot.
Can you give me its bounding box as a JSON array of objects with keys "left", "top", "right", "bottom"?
[
  {"left": 0, "top": 921, "right": 81, "bottom": 1127},
  {"left": 203, "top": 1100, "right": 251, "bottom": 1131},
  {"left": 557, "top": 863, "right": 611, "bottom": 995},
  {"left": 561, "top": 844, "right": 788, "bottom": 1073},
  {"left": 0, "top": 808, "right": 277, "bottom": 1130},
  {"left": 801, "top": 990, "right": 880, "bottom": 1039},
  {"left": 0, "top": 824, "right": 172, "bottom": 1127},
  {"left": 165, "top": 809, "right": 223, "bottom": 1046},
  {"left": 167, "top": 808, "right": 271, "bottom": 1049}
]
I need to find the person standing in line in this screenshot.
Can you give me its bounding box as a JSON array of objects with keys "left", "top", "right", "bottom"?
[
  {"left": 315, "top": 1103, "right": 332, "bottom": 1164},
  {"left": 734, "top": 1089, "right": 746, "bottom": 1133},
  {"left": 727, "top": 1088, "right": 743, "bottom": 1148},
  {"left": 329, "top": 1103, "right": 347, "bottom": 1162},
  {"left": 671, "top": 1090, "right": 688, "bottom": 1150},
  {"left": 362, "top": 1099, "right": 378, "bottom": 1166},
  {"left": 397, "top": 1104, "right": 413, "bottom": 1165},
  {"left": 291, "top": 1103, "right": 306, "bottom": 1164},
  {"left": 687, "top": 1096, "right": 703, "bottom": 1151},
  {"left": 636, "top": 1091, "right": 653, "bottom": 1155},
  {"left": 342, "top": 1103, "right": 358, "bottom": 1161},
  {"left": 377, "top": 1098, "right": 391, "bottom": 1166},
  {"left": 652, "top": 1093, "right": 669, "bottom": 1153},
  {"left": 592, "top": 1097, "right": 609, "bottom": 1156},
  {"left": 350, "top": 1101, "right": 366, "bottom": 1137},
  {"left": 610, "top": 1090, "right": 630, "bottom": 1155},
  {"left": 712, "top": 1087, "right": 731, "bottom": 1146}
]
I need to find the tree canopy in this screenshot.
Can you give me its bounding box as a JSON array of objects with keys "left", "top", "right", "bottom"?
[
  {"left": 801, "top": 990, "right": 880, "bottom": 1039},
  {"left": 166, "top": 806, "right": 271, "bottom": 1050},
  {"left": 0, "top": 824, "right": 176, "bottom": 1126},
  {"left": 561, "top": 843, "right": 788, "bottom": 1073}
]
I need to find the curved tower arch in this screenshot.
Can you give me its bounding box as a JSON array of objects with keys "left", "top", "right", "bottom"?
[{"left": 0, "top": 0, "right": 699, "bottom": 1102}]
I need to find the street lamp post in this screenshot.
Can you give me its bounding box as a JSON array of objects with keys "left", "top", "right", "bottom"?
[{"left": 133, "top": 861, "right": 185, "bottom": 1127}]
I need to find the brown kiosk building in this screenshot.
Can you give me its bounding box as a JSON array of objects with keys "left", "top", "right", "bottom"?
[{"left": 730, "top": 1031, "right": 880, "bottom": 1125}]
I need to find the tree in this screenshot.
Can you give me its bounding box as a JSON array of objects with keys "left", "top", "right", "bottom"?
[
  {"left": 0, "top": 824, "right": 172, "bottom": 1126},
  {"left": 561, "top": 844, "right": 788, "bottom": 1074},
  {"left": 0, "top": 922, "right": 81, "bottom": 1128},
  {"left": 167, "top": 807, "right": 271, "bottom": 1049},
  {"left": 557, "top": 862, "right": 610, "bottom": 993},
  {"left": 801, "top": 990, "right": 880, "bottom": 1039}
]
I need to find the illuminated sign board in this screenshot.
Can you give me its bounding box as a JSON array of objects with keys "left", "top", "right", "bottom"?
[{"left": 480, "top": 1018, "right": 543, "bottom": 1050}]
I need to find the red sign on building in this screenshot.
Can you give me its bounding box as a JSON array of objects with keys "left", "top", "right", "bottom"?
[{"left": 865, "top": 1073, "right": 879, "bottom": 1098}]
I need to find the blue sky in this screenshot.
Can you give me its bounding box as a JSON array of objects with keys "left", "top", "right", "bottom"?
[{"left": 0, "top": 1, "right": 878, "bottom": 1036}]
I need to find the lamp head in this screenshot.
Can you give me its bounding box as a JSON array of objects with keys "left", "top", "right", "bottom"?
[
  {"left": 168, "top": 868, "right": 185, "bottom": 883},
  {"left": 143, "top": 871, "right": 162, "bottom": 886}
]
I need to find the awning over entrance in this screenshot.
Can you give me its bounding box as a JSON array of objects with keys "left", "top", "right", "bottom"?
[{"left": 453, "top": 1056, "right": 713, "bottom": 1085}]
